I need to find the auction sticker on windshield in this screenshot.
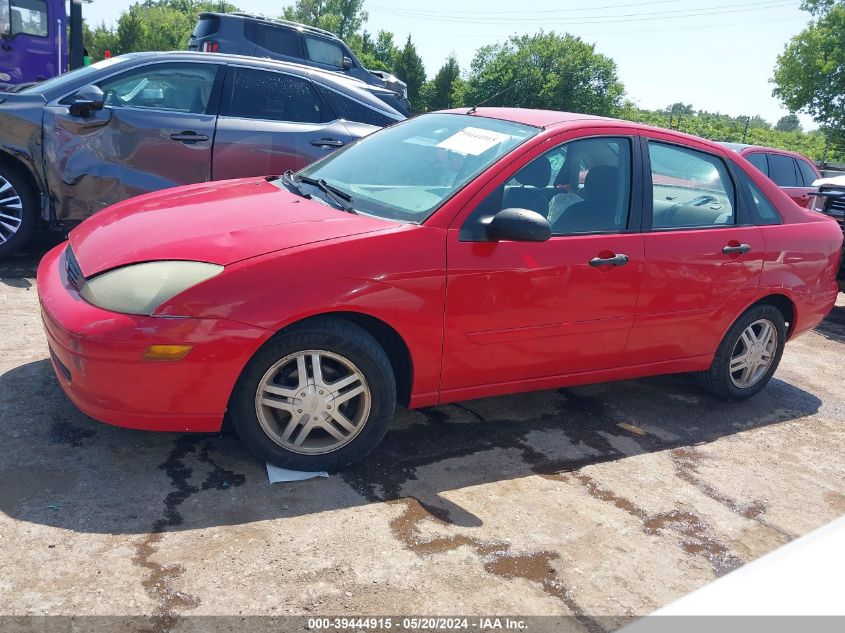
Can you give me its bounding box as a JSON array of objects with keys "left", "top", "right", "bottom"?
[{"left": 436, "top": 127, "right": 512, "bottom": 155}]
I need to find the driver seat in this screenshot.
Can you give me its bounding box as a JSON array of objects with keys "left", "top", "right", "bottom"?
[{"left": 554, "top": 165, "right": 621, "bottom": 233}]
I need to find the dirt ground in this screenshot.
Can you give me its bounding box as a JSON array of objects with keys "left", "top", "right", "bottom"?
[{"left": 1, "top": 237, "right": 844, "bottom": 632}]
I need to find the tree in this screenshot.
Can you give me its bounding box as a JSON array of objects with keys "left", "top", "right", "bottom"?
[
  {"left": 424, "top": 55, "right": 463, "bottom": 111},
  {"left": 464, "top": 32, "right": 624, "bottom": 115},
  {"left": 282, "top": 0, "right": 367, "bottom": 39},
  {"left": 775, "top": 114, "right": 802, "bottom": 132},
  {"left": 393, "top": 35, "right": 427, "bottom": 113},
  {"left": 773, "top": 2, "right": 845, "bottom": 142}
]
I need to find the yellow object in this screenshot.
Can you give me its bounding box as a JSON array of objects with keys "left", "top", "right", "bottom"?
[{"left": 144, "top": 345, "right": 193, "bottom": 361}]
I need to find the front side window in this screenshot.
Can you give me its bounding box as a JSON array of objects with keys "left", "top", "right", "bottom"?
[
  {"left": 294, "top": 113, "right": 540, "bottom": 222},
  {"left": 9, "top": 0, "right": 48, "bottom": 37},
  {"left": 245, "top": 22, "right": 301, "bottom": 57},
  {"left": 649, "top": 142, "right": 735, "bottom": 228},
  {"left": 304, "top": 35, "right": 344, "bottom": 68},
  {"left": 98, "top": 63, "right": 219, "bottom": 114},
  {"left": 745, "top": 152, "right": 768, "bottom": 176},
  {"left": 224, "top": 67, "right": 326, "bottom": 123},
  {"left": 768, "top": 154, "right": 799, "bottom": 187},
  {"left": 462, "top": 136, "right": 632, "bottom": 239}
]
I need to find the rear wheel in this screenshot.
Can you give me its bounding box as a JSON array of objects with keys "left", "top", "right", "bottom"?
[
  {"left": 696, "top": 304, "right": 786, "bottom": 400},
  {"left": 229, "top": 317, "right": 396, "bottom": 471},
  {"left": 0, "top": 164, "right": 37, "bottom": 258}
]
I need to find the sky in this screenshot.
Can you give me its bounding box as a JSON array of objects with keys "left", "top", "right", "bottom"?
[{"left": 82, "top": 0, "right": 818, "bottom": 129}]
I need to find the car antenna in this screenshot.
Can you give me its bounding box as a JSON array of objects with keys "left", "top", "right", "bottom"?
[{"left": 466, "top": 79, "right": 524, "bottom": 115}]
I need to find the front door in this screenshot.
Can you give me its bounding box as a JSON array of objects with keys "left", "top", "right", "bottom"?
[
  {"left": 43, "top": 61, "right": 223, "bottom": 222},
  {"left": 212, "top": 65, "right": 356, "bottom": 180},
  {"left": 625, "top": 134, "right": 764, "bottom": 364},
  {"left": 440, "top": 132, "right": 645, "bottom": 400}
]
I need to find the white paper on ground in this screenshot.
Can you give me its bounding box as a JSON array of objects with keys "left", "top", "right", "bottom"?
[{"left": 266, "top": 463, "right": 329, "bottom": 483}]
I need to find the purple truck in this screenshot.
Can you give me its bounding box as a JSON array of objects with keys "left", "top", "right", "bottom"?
[{"left": 0, "top": 0, "right": 83, "bottom": 89}]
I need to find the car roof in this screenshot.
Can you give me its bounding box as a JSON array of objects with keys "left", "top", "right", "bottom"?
[
  {"left": 438, "top": 107, "right": 617, "bottom": 128},
  {"left": 108, "top": 51, "right": 395, "bottom": 101},
  {"left": 199, "top": 11, "right": 340, "bottom": 40},
  {"left": 717, "top": 141, "right": 813, "bottom": 161}
]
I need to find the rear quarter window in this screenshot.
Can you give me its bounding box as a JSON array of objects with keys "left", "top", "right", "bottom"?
[
  {"left": 192, "top": 16, "right": 219, "bottom": 38},
  {"left": 315, "top": 84, "right": 396, "bottom": 127},
  {"left": 796, "top": 158, "right": 819, "bottom": 187}
]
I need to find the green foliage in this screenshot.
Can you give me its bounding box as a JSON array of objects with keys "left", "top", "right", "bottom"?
[
  {"left": 422, "top": 55, "right": 463, "bottom": 111},
  {"left": 618, "top": 102, "right": 843, "bottom": 162},
  {"left": 773, "top": 3, "right": 845, "bottom": 141},
  {"left": 775, "top": 114, "right": 802, "bottom": 132},
  {"left": 84, "top": 1, "right": 239, "bottom": 60},
  {"left": 282, "top": 0, "right": 367, "bottom": 39},
  {"left": 463, "top": 32, "right": 623, "bottom": 116},
  {"left": 392, "top": 35, "right": 427, "bottom": 113}
]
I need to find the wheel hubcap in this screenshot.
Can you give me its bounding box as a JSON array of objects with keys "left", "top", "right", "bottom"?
[
  {"left": 255, "top": 350, "right": 371, "bottom": 455},
  {"left": 729, "top": 319, "right": 777, "bottom": 389},
  {"left": 0, "top": 174, "right": 23, "bottom": 245}
]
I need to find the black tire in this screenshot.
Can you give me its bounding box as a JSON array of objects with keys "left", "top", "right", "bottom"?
[
  {"left": 229, "top": 317, "right": 397, "bottom": 471},
  {"left": 0, "top": 162, "right": 37, "bottom": 258},
  {"left": 696, "top": 304, "right": 786, "bottom": 401}
]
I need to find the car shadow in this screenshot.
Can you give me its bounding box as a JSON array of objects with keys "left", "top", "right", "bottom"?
[
  {"left": 813, "top": 302, "right": 845, "bottom": 343},
  {"left": 0, "top": 232, "right": 64, "bottom": 288},
  {"left": 0, "top": 353, "right": 825, "bottom": 536}
]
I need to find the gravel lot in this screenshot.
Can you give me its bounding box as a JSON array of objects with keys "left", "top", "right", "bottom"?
[{"left": 1, "top": 238, "right": 843, "bottom": 631}]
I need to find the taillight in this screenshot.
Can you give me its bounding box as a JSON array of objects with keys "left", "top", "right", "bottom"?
[{"left": 202, "top": 41, "right": 220, "bottom": 52}]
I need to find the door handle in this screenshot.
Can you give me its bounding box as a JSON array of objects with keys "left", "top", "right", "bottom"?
[
  {"left": 310, "top": 138, "right": 344, "bottom": 148},
  {"left": 589, "top": 253, "right": 629, "bottom": 267},
  {"left": 722, "top": 243, "right": 751, "bottom": 255},
  {"left": 170, "top": 131, "right": 209, "bottom": 143}
]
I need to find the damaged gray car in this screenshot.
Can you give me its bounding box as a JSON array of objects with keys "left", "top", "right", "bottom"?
[{"left": 0, "top": 50, "right": 404, "bottom": 257}]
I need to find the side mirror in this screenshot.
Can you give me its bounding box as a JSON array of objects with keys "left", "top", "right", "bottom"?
[
  {"left": 68, "top": 84, "right": 104, "bottom": 117},
  {"left": 341, "top": 56, "right": 353, "bottom": 70},
  {"left": 487, "top": 208, "right": 551, "bottom": 242}
]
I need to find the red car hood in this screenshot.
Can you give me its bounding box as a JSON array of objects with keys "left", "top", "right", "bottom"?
[{"left": 69, "top": 178, "right": 392, "bottom": 276}]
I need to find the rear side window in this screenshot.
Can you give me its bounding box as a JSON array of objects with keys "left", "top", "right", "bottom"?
[
  {"left": 649, "top": 142, "right": 735, "bottom": 229},
  {"left": 796, "top": 158, "right": 819, "bottom": 187},
  {"left": 304, "top": 35, "right": 344, "bottom": 68},
  {"left": 768, "top": 154, "right": 798, "bottom": 187},
  {"left": 745, "top": 152, "right": 768, "bottom": 176},
  {"left": 315, "top": 84, "right": 395, "bottom": 127},
  {"left": 224, "top": 67, "right": 327, "bottom": 124},
  {"left": 244, "top": 22, "right": 301, "bottom": 57},
  {"left": 192, "top": 16, "right": 219, "bottom": 38}
]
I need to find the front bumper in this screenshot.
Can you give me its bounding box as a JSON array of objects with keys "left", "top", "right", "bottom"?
[{"left": 37, "top": 244, "right": 271, "bottom": 432}]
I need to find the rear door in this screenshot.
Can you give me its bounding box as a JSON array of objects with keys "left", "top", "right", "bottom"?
[
  {"left": 42, "top": 61, "right": 224, "bottom": 222},
  {"left": 627, "top": 134, "right": 763, "bottom": 364},
  {"left": 212, "top": 65, "right": 357, "bottom": 179}
]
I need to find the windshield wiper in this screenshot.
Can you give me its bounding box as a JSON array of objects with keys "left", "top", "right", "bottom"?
[
  {"left": 298, "top": 175, "right": 357, "bottom": 214},
  {"left": 280, "top": 170, "right": 310, "bottom": 199}
]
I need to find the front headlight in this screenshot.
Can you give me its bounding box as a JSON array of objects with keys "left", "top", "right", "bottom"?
[{"left": 78, "top": 261, "right": 223, "bottom": 315}]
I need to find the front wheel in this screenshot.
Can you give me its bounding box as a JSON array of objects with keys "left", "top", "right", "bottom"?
[
  {"left": 0, "top": 164, "right": 37, "bottom": 258},
  {"left": 229, "top": 317, "right": 397, "bottom": 471},
  {"left": 696, "top": 304, "right": 786, "bottom": 400}
]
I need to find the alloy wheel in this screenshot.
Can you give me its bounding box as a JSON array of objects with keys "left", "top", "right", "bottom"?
[
  {"left": 0, "top": 174, "right": 23, "bottom": 246},
  {"left": 729, "top": 318, "right": 777, "bottom": 389},
  {"left": 254, "top": 349, "right": 372, "bottom": 455}
]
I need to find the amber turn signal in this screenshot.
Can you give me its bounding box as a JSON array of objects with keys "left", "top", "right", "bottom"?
[{"left": 143, "top": 344, "right": 193, "bottom": 361}]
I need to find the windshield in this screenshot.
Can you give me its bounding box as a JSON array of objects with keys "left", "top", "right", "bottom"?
[
  {"left": 18, "top": 55, "right": 127, "bottom": 95},
  {"left": 294, "top": 113, "right": 540, "bottom": 222}
]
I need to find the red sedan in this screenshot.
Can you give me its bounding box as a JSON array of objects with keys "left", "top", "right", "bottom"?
[{"left": 38, "top": 109, "right": 843, "bottom": 470}]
